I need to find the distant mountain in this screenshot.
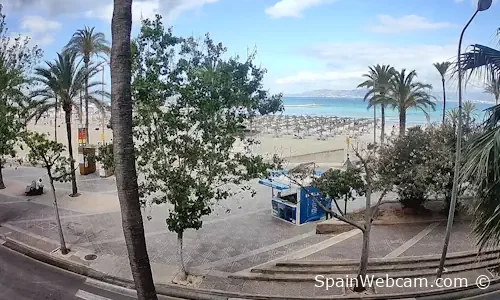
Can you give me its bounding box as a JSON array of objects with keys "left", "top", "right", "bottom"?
[
  {"left": 284, "top": 89, "right": 368, "bottom": 98},
  {"left": 284, "top": 89, "right": 496, "bottom": 104}
]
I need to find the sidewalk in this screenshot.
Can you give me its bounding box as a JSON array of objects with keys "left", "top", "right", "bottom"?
[{"left": 0, "top": 165, "right": 493, "bottom": 298}]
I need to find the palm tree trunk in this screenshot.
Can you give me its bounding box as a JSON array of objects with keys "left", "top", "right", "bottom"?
[
  {"left": 442, "top": 78, "right": 446, "bottom": 125},
  {"left": 373, "top": 105, "right": 377, "bottom": 143},
  {"left": 84, "top": 59, "right": 90, "bottom": 146},
  {"left": 49, "top": 174, "right": 68, "bottom": 254},
  {"left": 380, "top": 104, "right": 385, "bottom": 144},
  {"left": 79, "top": 91, "right": 83, "bottom": 125},
  {"left": 111, "top": 1, "right": 158, "bottom": 299},
  {"left": 0, "top": 165, "right": 5, "bottom": 189},
  {"left": 65, "top": 110, "right": 78, "bottom": 196},
  {"left": 399, "top": 109, "right": 406, "bottom": 135},
  {"left": 54, "top": 95, "right": 58, "bottom": 143}
]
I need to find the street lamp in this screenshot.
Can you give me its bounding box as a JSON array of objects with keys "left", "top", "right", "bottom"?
[{"left": 436, "top": 0, "right": 492, "bottom": 279}]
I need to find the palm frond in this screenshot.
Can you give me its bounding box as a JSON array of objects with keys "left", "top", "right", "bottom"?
[
  {"left": 461, "top": 44, "right": 500, "bottom": 82},
  {"left": 484, "top": 104, "right": 500, "bottom": 128}
]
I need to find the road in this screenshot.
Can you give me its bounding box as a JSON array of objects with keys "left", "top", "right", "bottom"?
[{"left": 0, "top": 245, "right": 177, "bottom": 300}]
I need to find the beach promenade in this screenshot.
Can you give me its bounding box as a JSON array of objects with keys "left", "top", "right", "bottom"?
[{"left": 0, "top": 165, "right": 491, "bottom": 299}]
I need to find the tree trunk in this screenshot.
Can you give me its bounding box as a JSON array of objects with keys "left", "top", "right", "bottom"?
[
  {"left": 0, "top": 165, "right": 5, "bottom": 189},
  {"left": 49, "top": 174, "right": 68, "bottom": 254},
  {"left": 442, "top": 78, "right": 446, "bottom": 125},
  {"left": 85, "top": 58, "right": 90, "bottom": 146},
  {"left": 54, "top": 95, "right": 58, "bottom": 143},
  {"left": 399, "top": 109, "right": 406, "bottom": 136},
  {"left": 111, "top": 1, "right": 158, "bottom": 299},
  {"left": 380, "top": 104, "right": 385, "bottom": 144},
  {"left": 354, "top": 188, "right": 372, "bottom": 293},
  {"left": 65, "top": 110, "right": 78, "bottom": 196},
  {"left": 373, "top": 105, "right": 377, "bottom": 144},
  {"left": 344, "top": 195, "right": 348, "bottom": 216},
  {"left": 79, "top": 91, "right": 83, "bottom": 125},
  {"left": 178, "top": 231, "right": 187, "bottom": 280}
]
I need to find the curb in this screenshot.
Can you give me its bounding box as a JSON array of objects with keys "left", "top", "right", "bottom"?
[{"left": 3, "top": 236, "right": 500, "bottom": 300}]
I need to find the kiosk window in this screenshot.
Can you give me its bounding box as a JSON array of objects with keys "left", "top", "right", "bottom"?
[{"left": 279, "top": 193, "right": 297, "bottom": 204}]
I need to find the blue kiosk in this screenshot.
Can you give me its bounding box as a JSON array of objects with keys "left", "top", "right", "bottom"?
[{"left": 259, "top": 163, "right": 331, "bottom": 225}]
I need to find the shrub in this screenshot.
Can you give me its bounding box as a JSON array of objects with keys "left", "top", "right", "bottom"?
[
  {"left": 378, "top": 125, "right": 456, "bottom": 211},
  {"left": 96, "top": 143, "right": 114, "bottom": 173}
]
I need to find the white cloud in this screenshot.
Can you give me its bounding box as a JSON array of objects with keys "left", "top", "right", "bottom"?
[
  {"left": 166, "top": 0, "right": 219, "bottom": 21},
  {"left": 369, "top": 15, "right": 456, "bottom": 34},
  {"left": 4, "top": 0, "right": 218, "bottom": 23},
  {"left": 275, "top": 42, "right": 458, "bottom": 91},
  {"left": 265, "top": 0, "right": 336, "bottom": 19},
  {"left": 86, "top": 0, "right": 219, "bottom": 23},
  {"left": 85, "top": 0, "right": 161, "bottom": 24},
  {"left": 20, "top": 15, "right": 61, "bottom": 46}
]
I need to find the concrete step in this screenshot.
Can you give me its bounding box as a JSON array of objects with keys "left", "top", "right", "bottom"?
[
  {"left": 231, "top": 258, "right": 500, "bottom": 282},
  {"left": 252, "top": 254, "right": 500, "bottom": 275},
  {"left": 275, "top": 248, "right": 500, "bottom": 267}
]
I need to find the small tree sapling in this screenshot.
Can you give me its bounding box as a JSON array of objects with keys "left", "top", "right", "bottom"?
[
  {"left": 312, "top": 168, "right": 365, "bottom": 216},
  {"left": 284, "top": 144, "right": 390, "bottom": 292},
  {"left": 22, "top": 131, "right": 74, "bottom": 254}
]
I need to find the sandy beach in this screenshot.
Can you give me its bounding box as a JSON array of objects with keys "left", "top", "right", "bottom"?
[{"left": 19, "top": 112, "right": 390, "bottom": 169}]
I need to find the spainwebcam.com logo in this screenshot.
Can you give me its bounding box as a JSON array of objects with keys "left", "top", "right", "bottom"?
[{"left": 314, "top": 274, "right": 491, "bottom": 290}]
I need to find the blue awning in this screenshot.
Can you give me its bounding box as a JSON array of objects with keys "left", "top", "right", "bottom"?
[{"left": 258, "top": 179, "right": 290, "bottom": 190}]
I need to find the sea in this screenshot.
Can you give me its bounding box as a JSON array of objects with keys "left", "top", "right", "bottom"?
[{"left": 282, "top": 97, "right": 495, "bottom": 126}]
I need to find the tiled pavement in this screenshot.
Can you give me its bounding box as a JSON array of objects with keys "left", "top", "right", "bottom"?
[{"left": 0, "top": 166, "right": 484, "bottom": 297}]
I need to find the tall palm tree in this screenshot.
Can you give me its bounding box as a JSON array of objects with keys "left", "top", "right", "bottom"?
[
  {"left": 484, "top": 77, "right": 500, "bottom": 105},
  {"left": 111, "top": 1, "right": 158, "bottom": 299},
  {"left": 433, "top": 62, "right": 452, "bottom": 124},
  {"left": 357, "top": 64, "right": 395, "bottom": 144},
  {"left": 65, "top": 26, "right": 110, "bottom": 145},
  {"left": 31, "top": 52, "right": 107, "bottom": 196},
  {"left": 376, "top": 69, "right": 435, "bottom": 135}
]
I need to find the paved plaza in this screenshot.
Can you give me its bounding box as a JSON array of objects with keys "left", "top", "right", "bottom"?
[{"left": 0, "top": 166, "right": 483, "bottom": 296}]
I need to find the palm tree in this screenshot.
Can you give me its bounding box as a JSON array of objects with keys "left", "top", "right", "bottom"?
[
  {"left": 484, "top": 77, "right": 500, "bottom": 105},
  {"left": 376, "top": 69, "right": 435, "bottom": 135},
  {"left": 31, "top": 52, "right": 108, "bottom": 196},
  {"left": 461, "top": 104, "right": 500, "bottom": 250},
  {"left": 433, "top": 62, "right": 452, "bottom": 124},
  {"left": 459, "top": 30, "right": 500, "bottom": 250},
  {"left": 357, "top": 64, "right": 395, "bottom": 144},
  {"left": 463, "top": 101, "right": 477, "bottom": 132},
  {"left": 110, "top": 1, "right": 158, "bottom": 299},
  {"left": 446, "top": 108, "right": 459, "bottom": 130},
  {"left": 65, "top": 26, "right": 110, "bottom": 145}
]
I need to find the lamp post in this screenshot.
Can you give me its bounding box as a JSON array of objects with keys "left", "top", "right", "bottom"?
[
  {"left": 101, "top": 65, "right": 105, "bottom": 144},
  {"left": 436, "top": 0, "right": 492, "bottom": 279}
]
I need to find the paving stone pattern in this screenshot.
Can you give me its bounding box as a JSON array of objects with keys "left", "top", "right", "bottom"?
[
  {"left": 0, "top": 166, "right": 487, "bottom": 297},
  {"left": 304, "top": 224, "right": 430, "bottom": 260}
]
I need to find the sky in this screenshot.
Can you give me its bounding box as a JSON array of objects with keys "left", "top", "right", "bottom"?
[{"left": 3, "top": 0, "right": 500, "bottom": 99}]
